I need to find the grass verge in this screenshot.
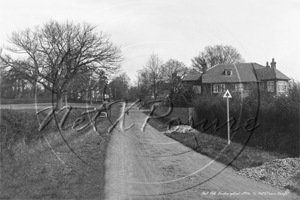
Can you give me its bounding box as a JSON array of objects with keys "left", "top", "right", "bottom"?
[
  {"left": 145, "top": 111, "right": 300, "bottom": 197},
  {"left": 0, "top": 103, "right": 121, "bottom": 199},
  {"left": 144, "top": 112, "right": 287, "bottom": 171},
  {"left": 0, "top": 98, "right": 103, "bottom": 104}
]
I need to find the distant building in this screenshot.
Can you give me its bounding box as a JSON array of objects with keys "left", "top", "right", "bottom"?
[{"left": 183, "top": 58, "right": 290, "bottom": 97}]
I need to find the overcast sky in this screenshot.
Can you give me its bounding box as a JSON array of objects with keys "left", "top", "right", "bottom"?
[{"left": 1, "top": 0, "right": 299, "bottom": 83}]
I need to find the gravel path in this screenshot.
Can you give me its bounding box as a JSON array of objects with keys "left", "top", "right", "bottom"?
[{"left": 105, "top": 105, "right": 298, "bottom": 199}]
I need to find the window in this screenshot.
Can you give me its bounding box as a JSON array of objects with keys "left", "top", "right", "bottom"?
[
  {"left": 220, "top": 84, "right": 225, "bottom": 92},
  {"left": 213, "top": 84, "right": 218, "bottom": 93},
  {"left": 225, "top": 69, "right": 233, "bottom": 76},
  {"left": 267, "top": 81, "right": 274, "bottom": 92},
  {"left": 213, "top": 84, "right": 225, "bottom": 93},
  {"left": 193, "top": 85, "right": 201, "bottom": 94},
  {"left": 277, "top": 81, "right": 287, "bottom": 93},
  {"left": 235, "top": 83, "right": 244, "bottom": 92}
]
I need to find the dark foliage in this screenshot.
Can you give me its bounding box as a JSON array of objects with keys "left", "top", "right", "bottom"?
[{"left": 191, "top": 85, "right": 300, "bottom": 157}]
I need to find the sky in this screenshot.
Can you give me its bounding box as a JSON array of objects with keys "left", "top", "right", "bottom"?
[{"left": 1, "top": 0, "right": 299, "bottom": 83}]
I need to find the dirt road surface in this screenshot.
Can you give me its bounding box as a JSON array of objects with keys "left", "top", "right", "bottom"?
[{"left": 105, "top": 105, "right": 298, "bottom": 200}]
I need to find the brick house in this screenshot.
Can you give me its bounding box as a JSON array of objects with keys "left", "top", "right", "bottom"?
[{"left": 182, "top": 58, "right": 290, "bottom": 97}]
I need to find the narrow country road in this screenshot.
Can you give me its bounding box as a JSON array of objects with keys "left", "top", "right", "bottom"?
[{"left": 105, "top": 105, "right": 297, "bottom": 200}]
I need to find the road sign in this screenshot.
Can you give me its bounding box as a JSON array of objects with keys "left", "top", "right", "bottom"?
[
  {"left": 223, "top": 90, "right": 232, "bottom": 98},
  {"left": 223, "top": 90, "right": 232, "bottom": 145}
]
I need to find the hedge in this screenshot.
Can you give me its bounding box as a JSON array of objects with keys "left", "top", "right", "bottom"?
[{"left": 191, "top": 90, "right": 299, "bottom": 157}]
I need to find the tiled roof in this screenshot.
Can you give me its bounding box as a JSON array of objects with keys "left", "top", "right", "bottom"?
[
  {"left": 201, "top": 63, "right": 264, "bottom": 83},
  {"left": 255, "top": 67, "right": 290, "bottom": 80},
  {"left": 183, "top": 62, "right": 290, "bottom": 83},
  {"left": 183, "top": 73, "right": 201, "bottom": 81}
]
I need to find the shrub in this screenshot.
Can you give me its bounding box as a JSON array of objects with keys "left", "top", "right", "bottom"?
[{"left": 170, "top": 90, "right": 194, "bottom": 107}]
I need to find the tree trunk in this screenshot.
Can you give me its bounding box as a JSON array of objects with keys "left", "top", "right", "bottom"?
[
  {"left": 89, "top": 90, "right": 93, "bottom": 104},
  {"left": 154, "top": 92, "right": 157, "bottom": 100},
  {"left": 21, "top": 79, "right": 25, "bottom": 97},
  {"left": 30, "top": 80, "right": 37, "bottom": 97},
  {"left": 17, "top": 79, "right": 21, "bottom": 98},
  {"left": 64, "top": 93, "right": 68, "bottom": 106},
  {"left": 13, "top": 80, "right": 17, "bottom": 98},
  {"left": 56, "top": 92, "right": 63, "bottom": 110}
]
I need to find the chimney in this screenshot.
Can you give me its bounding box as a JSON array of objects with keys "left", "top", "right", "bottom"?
[
  {"left": 271, "top": 58, "right": 276, "bottom": 68},
  {"left": 266, "top": 62, "right": 270, "bottom": 68},
  {"left": 202, "top": 62, "right": 207, "bottom": 74}
]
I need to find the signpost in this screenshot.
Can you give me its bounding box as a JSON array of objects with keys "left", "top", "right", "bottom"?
[{"left": 223, "top": 90, "right": 232, "bottom": 145}]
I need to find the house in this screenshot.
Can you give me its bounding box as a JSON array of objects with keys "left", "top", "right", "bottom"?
[{"left": 183, "top": 58, "right": 290, "bottom": 97}]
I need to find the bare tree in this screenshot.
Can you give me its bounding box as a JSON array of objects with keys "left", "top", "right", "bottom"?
[
  {"left": 162, "top": 59, "right": 189, "bottom": 100},
  {"left": 139, "top": 54, "right": 165, "bottom": 99},
  {"left": 192, "top": 45, "right": 244, "bottom": 72},
  {"left": 0, "top": 20, "right": 122, "bottom": 109}
]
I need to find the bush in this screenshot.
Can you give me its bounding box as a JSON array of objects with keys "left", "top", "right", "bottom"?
[{"left": 169, "top": 90, "right": 194, "bottom": 107}]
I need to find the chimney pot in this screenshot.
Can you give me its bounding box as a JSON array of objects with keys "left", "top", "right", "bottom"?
[
  {"left": 266, "top": 62, "right": 270, "bottom": 68},
  {"left": 271, "top": 58, "right": 276, "bottom": 68}
]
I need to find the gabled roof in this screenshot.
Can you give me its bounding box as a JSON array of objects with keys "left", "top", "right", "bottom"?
[
  {"left": 255, "top": 67, "right": 290, "bottom": 80},
  {"left": 201, "top": 63, "right": 264, "bottom": 83},
  {"left": 183, "top": 62, "right": 290, "bottom": 83}
]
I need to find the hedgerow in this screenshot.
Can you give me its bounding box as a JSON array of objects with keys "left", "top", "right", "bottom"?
[
  {"left": 0, "top": 110, "right": 46, "bottom": 149},
  {"left": 191, "top": 81, "right": 300, "bottom": 157}
]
